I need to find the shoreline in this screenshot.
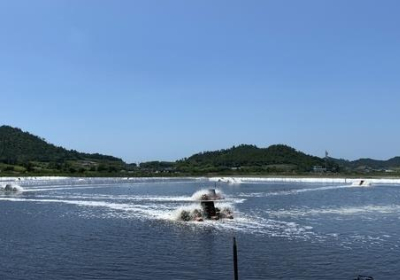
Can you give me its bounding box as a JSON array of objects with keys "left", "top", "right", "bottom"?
[
  {"left": 209, "top": 176, "right": 400, "bottom": 184},
  {"left": 1, "top": 175, "right": 400, "bottom": 184}
]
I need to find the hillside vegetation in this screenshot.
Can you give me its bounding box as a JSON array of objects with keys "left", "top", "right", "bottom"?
[
  {"left": 0, "top": 126, "right": 127, "bottom": 175},
  {"left": 176, "top": 144, "right": 336, "bottom": 174},
  {"left": 1, "top": 125, "right": 399, "bottom": 177},
  {"left": 332, "top": 157, "right": 400, "bottom": 173},
  {"left": 0, "top": 126, "right": 122, "bottom": 164}
]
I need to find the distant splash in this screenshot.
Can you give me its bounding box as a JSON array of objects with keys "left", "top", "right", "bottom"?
[{"left": 0, "top": 183, "right": 24, "bottom": 193}]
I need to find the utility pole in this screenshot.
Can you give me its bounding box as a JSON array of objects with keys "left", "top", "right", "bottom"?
[{"left": 325, "top": 150, "right": 329, "bottom": 172}]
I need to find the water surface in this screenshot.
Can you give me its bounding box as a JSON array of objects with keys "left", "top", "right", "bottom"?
[{"left": 1, "top": 178, "right": 399, "bottom": 279}]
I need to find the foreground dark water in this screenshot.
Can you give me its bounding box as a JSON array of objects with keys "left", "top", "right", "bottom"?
[{"left": 1, "top": 178, "right": 400, "bottom": 279}]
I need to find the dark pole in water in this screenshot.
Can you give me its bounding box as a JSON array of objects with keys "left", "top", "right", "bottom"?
[{"left": 233, "top": 237, "right": 239, "bottom": 280}]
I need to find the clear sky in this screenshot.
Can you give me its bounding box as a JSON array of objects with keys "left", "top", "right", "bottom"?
[{"left": 0, "top": 0, "right": 399, "bottom": 163}]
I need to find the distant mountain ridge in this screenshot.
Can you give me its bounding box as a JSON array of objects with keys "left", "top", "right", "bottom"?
[
  {"left": 0, "top": 125, "right": 123, "bottom": 164},
  {"left": 332, "top": 157, "right": 400, "bottom": 170}
]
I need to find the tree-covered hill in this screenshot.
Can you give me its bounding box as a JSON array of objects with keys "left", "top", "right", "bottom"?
[
  {"left": 0, "top": 125, "right": 128, "bottom": 175},
  {"left": 332, "top": 156, "right": 400, "bottom": 171},
  {"left": 176, "top": 144, "right": 334, "bottom": 173},
  {"left": 1, "top": 125, "right": 398, "bottom": 176},
  {"left": 0, "top": 125, "right": 123, "bottom": 164}
]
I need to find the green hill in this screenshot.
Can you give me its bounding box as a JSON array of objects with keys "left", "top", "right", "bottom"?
[
  {"left": 333, "top": 157, "right": 400, "bottom": 171},
  {"left": 0, "top": 125, "right": 125, "bottom": 175},
  {"left": 0, "top": 125, "right": 123, "bottom": 164},
  {"left": 176, "top": 144, "right": 334, "bottom": 174},
  {"left": 1, "top": 125, "right": 398, "bottom": 177}
]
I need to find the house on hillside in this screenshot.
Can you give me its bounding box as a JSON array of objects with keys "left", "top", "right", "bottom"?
[{"left": 313, "top": 165, "right": 326, "bottom": 173}]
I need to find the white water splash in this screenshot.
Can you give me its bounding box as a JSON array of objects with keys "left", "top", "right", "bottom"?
[
  {"left": 0, "top": 183, "right": 24, "bottom": 193},
  {"left": 190, "top": 188, "right": 224, "bottom": 200}
]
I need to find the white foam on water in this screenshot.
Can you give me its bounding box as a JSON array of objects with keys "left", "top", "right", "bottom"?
[
  {"left": 22, "top": 186, "right": 110, "bottom": 192},
  {"left": 153, "top": 199, "right": 318, "bottom": 240},
  {"left": 0, "top": 176, "right": 69, "bottom": 182},
  {"left": 0, "top": 196, "right": 170, "bottom": 220},
  {"left": 0, "top": 193, "right": 322, "bottom": 241},
  {"left": 208, "top": 214, "right": 319, "bottom": 240},
  {"left": 0, "top": 191, "right": 294, "bottom": 237},
  {"left": 162, "top": 206, "right": 314, "bottom": 239},
  {"left": 20, "top": 181, "right": 181, "bottom": 193},
  {"left": 190, "top": 188, "right": 224, "bottom": 200},
  {"left": 268, "top": 204, "right": 400, "bottom": 218},
  {"left": 238, "top": 184, "right": 352, "bottom": 198},
  {"left": 0, "top": 178, "right": 333, "bottom": 241},
  {"left": 3, "top": 176, "right": 400, "bottom": 188},
  {"left": 210, "top": 176, "right": 400, "bottom": 185},
  {"left": 1, "top": 177, "right": 206, "bottom": 187}
]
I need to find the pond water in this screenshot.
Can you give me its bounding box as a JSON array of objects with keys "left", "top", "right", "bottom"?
[{"left": 1, "top": 177, "right": 399, "bottom": 279}]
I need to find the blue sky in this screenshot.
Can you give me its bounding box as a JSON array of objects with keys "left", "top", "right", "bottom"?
[{"left": 0, "top": 0, "right": 399, "bottom": 162}]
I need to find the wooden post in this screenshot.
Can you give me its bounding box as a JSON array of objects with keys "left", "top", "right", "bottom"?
[{"left": 233, "top": 237, "right": 239, "bottom": 280}]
